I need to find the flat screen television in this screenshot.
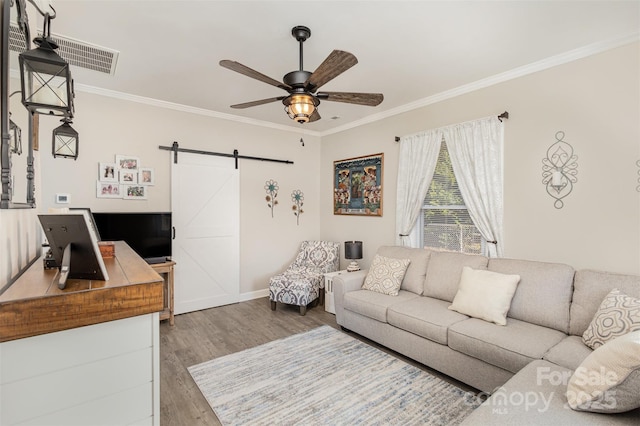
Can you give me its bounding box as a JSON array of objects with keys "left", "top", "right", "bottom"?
[{"left": 92, "top": 212, "right": 172, "bottom": 264}]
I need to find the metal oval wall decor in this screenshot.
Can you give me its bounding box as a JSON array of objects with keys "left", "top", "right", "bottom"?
[{"left": 542, "top": 131, "right": 578, "bottom": 209}]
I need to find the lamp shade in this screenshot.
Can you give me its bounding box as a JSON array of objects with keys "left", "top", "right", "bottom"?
[
  {"left": 344, "top": 241, "right": 363, "bottom": 260},
  {"left": 283, "top": 94, "right": 319, "bottom": 124},
  {"left": 19, "top": 37, "right": 74, "bottom": 117}
]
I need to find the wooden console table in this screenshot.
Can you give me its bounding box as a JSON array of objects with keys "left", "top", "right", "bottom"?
[
  {"left": 151, "top": 260, "right": 175, "bottom": 325},
  {"left": 0, "top": 241, "right": 163, "bottom": 425},
  {"left": 0, "top": 241, "right": 164, "bottom": 342}
]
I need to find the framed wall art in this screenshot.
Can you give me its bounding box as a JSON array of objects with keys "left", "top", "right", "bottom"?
[
  {"left": 333, "top": 153, "right": 383, "bottom": 216},
  {"left": 119, "top": 170, "right": 138, "bottom": 184},
  {"left": 98, "top": 162, "right": 117, "bottom": 182},
  {"left": 115, "top": 155, "right": 140, "bottom": 170},
  {"left": 96, "top": 181, "right": 122, "bottom": 198},
  {"left": 139, "top": 168, "right": 155, "bottom": 185},
  {"left": 123, "top": 184, "right": 147, "bottom": 200}
]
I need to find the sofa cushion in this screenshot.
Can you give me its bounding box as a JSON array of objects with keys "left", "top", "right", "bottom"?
[
  {"left": 448, "top": 317, "right": 566, "bottom": 374},
  {"left": 567, "top": 330, "right": 640, "bottom": 413},
  {"left": 543, "top": 335, "right": 593, "bottom": 371},
  {"left": 448, "top": 267, "right": 520, "bottom": 326},
  {"left": 423, "top": 251, "right": 488, "bottom": 302},
  {"left": 342, "top": 289, "right": 419, "bottom": 323},
  {"left": 362, "top": 254, "right": 411, "bottom": 296},
  {"left": 376, "top": 246, "right": 430, "bottom": 295},
  {"left": 570, "top": 269, "right": 640, "bottom": 336},
  {"left": 387, "top": 297, "right": 468, "bottom": 345},
  {"left": 582, "top": 289, "right": 640, "bottom": 350},
  {"left": 488, "top": 258, "right": 574, "bottom": 333},
  {"left": 461, "top": 360, "right": 640, "bottom": 425}
]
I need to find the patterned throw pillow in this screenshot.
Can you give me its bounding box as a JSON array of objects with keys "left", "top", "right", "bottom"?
[
  {"left": 582, "top": 289, "right": 640, "bottom": 350},
  {"left": 362, "top": 254, "right": 411, "bottom": 296}
]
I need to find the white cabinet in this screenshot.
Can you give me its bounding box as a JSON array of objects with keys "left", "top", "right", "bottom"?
[
  {"left": 324, "top": 270, "right": 348, "bottom": 314},
  {"left": 0, "top": 313, "right": 160, "bottom": 425}
]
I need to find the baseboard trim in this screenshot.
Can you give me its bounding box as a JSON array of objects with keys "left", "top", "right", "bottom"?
[{"left": 239, "top": 289, "right": 269, "bottom": 302}]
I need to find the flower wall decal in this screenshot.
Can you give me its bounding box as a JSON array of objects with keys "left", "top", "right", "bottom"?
[
  {"left": 291, "top": 189, "right": 304, "bottom": 225},
  {"left": 264, "top": 179, "right": 279, "bottom": 217}
]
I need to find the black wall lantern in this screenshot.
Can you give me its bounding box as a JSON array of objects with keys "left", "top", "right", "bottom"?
[
  {"left": 8, "top": 113, "right": 22, "bottom": 155},
  {"left": 52, "top": 118, "right": 79, "bottom": 160},
  {"left": 19, "top": 12, "right": 74, "bottom": 117}
]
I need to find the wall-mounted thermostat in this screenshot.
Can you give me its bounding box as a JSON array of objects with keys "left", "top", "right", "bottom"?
[{"left": 55, "top": 193, "right": 70, "bottom": 204}]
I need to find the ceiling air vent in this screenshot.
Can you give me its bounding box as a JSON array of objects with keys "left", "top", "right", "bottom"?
[{"left": 9, "top": 23, "right": 119, "bottom": 75}]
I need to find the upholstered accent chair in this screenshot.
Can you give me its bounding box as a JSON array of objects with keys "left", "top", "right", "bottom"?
[{"left": 269, "top": 241, "right": 340, "bottom": 315}]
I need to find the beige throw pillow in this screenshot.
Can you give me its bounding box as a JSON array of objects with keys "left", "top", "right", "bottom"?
[
  {"left": 582, "top": 289, "right": 640, "bottom": 350},
  {"left": 567, "top": 330, "right": 640, "bottom": 413},
  {"left": 448, "top": 266, "right": 521, "bottom": 326},
  {"left": 362, "top": 254, "right": 410, "bottom": 296}
]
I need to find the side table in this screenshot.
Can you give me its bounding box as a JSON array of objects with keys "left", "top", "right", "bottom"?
[
  {"left": 324, "top": 270, "right": 348, "bottom": 314},
  {"left": 150, "top": 260, "right": 176, "bottom": 325}
]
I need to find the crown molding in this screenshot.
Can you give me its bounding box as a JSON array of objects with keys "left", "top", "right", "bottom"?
[
  {"left": 35, "top": 32, "right": 639, "bottom": 139},
  {"left": 319, "top": 32, "right": 640, "bottom": 137},
  {"left": 73, "top": 84, "right": 324, "bottom": 137}
]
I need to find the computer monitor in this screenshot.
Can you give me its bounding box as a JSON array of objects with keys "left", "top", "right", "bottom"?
[{"left": 38, "top": 211, "right": 109, "bottom": 289}]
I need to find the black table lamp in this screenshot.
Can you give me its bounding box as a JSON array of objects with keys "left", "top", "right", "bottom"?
[{"left": 345, "top": 241, "right": 363, "bottom": 272}]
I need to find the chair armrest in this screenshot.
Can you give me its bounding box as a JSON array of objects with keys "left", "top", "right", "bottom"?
[{"left": 333, "top": 270, "right": 368, "bottom": 326}]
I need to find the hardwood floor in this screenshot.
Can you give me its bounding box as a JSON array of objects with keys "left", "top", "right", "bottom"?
[
  {"left": 160, "top": 298, "right": 339, "bottom": 425},
  {"left": 159, "top": 297, "right": 478, "bottom": 425}
]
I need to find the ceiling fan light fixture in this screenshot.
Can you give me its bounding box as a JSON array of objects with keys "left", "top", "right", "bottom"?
[{"left": 283, "top": 94, "right": 318, "bottom": 124}]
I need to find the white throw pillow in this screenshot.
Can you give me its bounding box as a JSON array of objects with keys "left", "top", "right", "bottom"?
[
  {"left": 567, "top": 330, "right": 640, "bottom": 413},
  {"left": 362, "top": 254, "right": 410, "bottom": 296},
  {"left": 582, "top": 289, "right": 640, "bottom": 350},
  {"left": 448, "top": 266, "right": 520, "bottom": 326}
]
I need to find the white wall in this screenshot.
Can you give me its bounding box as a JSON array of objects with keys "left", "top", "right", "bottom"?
[
  {"left": 5, "top": 41, "right": 639, "bottom": 295},
  {"left": 36, "top": 92, "right": 321, "bottom": 296},
  {"left": 321, "top": 42, "right": 640, "bottom": 275}
]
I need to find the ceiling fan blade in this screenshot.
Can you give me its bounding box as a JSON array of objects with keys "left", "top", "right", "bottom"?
[
  {"left": 309, "top": 109, "right": 321, "bottom": 122},
  {"left": 317, "top": 92, "right": 384, "bottom": 106},
  {"left": 230, "top": 97, "right": 285, "bottom": 109},
  {"left": 305, "top": 50, "right": 358, "bottom": 91},
  {"left": 220, "top": 60, "right": 291, "bottom": 90}
]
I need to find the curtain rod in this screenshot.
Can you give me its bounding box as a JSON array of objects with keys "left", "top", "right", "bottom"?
[
  {"left": 159, "top": 141, "right": 294, "bottom": 169},
  {"left": 394, "top": 111, "right": 509, "bottom": 142}
]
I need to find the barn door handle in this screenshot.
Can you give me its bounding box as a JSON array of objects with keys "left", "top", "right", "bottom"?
[{"left": 172, "top": 227, "right": 176, "bottom": 239}]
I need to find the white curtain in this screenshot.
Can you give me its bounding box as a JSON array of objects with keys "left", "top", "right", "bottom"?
[
  {"left": 443, "top": 116, "right": 504, "bottom": 257},
  {"left": 395, "top": 130, "right": 442, "bottom": 247}
]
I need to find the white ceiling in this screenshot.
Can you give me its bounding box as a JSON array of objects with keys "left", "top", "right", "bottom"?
[{"left": 26, "top": 1, "right": 640, "bottom": 134}]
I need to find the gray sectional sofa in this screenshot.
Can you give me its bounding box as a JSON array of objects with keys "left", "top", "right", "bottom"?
[{"left": 333, "top": 246, "right": 640, "bottom": 424}]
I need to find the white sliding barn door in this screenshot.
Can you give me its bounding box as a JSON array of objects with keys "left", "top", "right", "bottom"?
[{"left": 171, "top": 152, "right": 239, "bottom": 315}]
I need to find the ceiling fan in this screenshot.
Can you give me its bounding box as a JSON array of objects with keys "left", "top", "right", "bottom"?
[{"left": 219, "top": 25, "right": 383, "bottom": 124}]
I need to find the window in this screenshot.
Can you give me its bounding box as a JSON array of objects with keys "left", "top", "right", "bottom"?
[{"left": 420, "top": 141, "right": 484, "bottom": 254}]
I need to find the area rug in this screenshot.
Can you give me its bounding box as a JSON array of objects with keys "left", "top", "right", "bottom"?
[{"left": 188, "top": 326, "right": 480, "bottom": 425}]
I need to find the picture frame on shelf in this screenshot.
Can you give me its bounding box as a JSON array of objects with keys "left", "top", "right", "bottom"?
[
  {"left": 123, "top": 184, "right": 147, "bottom": 200},
  {"left": 333, "top": 153, "right": 384, "bottom": 216},
  {"left": 115, "top": 155, "right": 140, "bottom": 170},
  {"left": 139, "top": 168, "right": 155, "bottom": 185},
  {"left": 98, "top": 162, "right": 117, "bottom": 182},
  {"left": 96, "top": 181, "right": 122, "bottom": 198}
]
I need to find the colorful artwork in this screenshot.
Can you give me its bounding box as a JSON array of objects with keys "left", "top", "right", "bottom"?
[{"left": 333, "top": 153, "right": 383, "bottom": 216}]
